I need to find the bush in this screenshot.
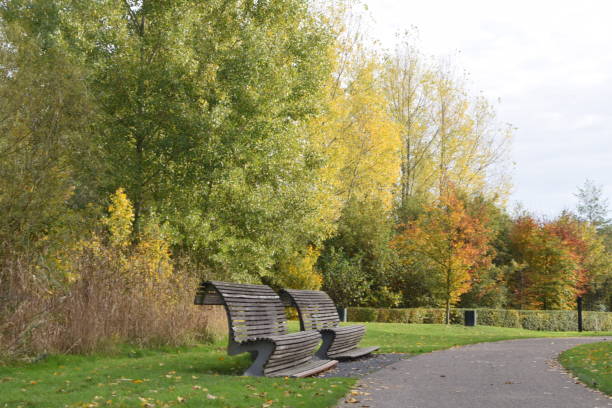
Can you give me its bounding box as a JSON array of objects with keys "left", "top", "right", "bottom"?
[{"left": 347, "top": 307, "right": 612, "bottom": 331}]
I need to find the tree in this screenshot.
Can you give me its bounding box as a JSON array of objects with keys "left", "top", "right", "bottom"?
[
  {"left": 319, "top": 247, "right": 369, "bottom": 308},
  {"left": 382, "top": 36, "right": 513, "bottom": 218},
  {"left": 0, "top": 13, "right": 93, "bottom": 254},
  {"left": 382, "top": 34, "right": 434, "bottom": 212},
  {"left": 3, "top": 0, "right": 337, "bottom": 282},
  {"left": 273, "top": 246, "right": 323, "bottom": 291},
  {"left": 392, "top": 186, "right": 493, "bottom": 323},
  {"left": 459, "top": 194, "right": 512, "bottom": 309},
  {"left": 309, "top": 52, "right": 401, "bottom": 212},
  {"left": 506, "top": 213, "right": 609, "bottom": 310},
  {"left": 575, "top": 179, "right": 611, "bottom": 230},
  {"left": 574, "top": 180, "right": 612, "bottom": 310},
  {"left": 319, "top": 197, "right": 401, "bottom": 307}
]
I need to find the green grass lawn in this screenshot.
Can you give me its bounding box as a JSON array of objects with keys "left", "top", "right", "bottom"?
[
  {"left": 0, "top": 341, "right": 353, "bottom": 408},
  {"left": 559, "top": 341, "right": 612, "bottom": 396},
  {"left": 354, "top": 322, "right": 612, "bottom": 354},
  {"left": 1, "top": 322, "right": 610, "bottom": 408}
]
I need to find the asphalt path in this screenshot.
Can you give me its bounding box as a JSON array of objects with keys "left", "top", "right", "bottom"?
[{"left": 337, "top": 337, "right": 611, "bottom": 408}]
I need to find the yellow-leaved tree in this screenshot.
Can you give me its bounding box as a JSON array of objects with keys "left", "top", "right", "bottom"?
[
  {"left": 383, "top": 36, "right": 513, "bottom": 214},
  {"left": 103, "top": 188, "right": 134, "bottom": 248},
  {"left": 99, "top": 188, "right": 173, "bottom": 285},
  {"left": 276, "top": 246, "right": 323, "bottom": 290},
  {"left": 309, "top": 52, "right": 401, "bottom": 213}
]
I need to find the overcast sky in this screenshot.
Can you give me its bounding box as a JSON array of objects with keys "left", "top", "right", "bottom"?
[{"left": 362, "top": 0, "right": 612, "bottom": 217}]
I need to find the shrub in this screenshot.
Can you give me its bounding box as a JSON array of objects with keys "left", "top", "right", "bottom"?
[{"left": 347, "top": 307, "right": 612, "bottom": 331}]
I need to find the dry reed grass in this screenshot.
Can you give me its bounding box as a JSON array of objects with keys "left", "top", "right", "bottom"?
[{"left": 0, "top": 248, "right": 222, "bottom": 360}]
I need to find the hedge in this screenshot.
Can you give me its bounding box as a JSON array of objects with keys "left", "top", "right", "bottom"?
[{"left": 347, "top": 307, "right": 612, "bottom": 331}]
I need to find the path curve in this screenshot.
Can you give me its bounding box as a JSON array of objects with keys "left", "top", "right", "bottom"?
[{"left": 337, "top": 337, "right": 611, "bottom": 408}]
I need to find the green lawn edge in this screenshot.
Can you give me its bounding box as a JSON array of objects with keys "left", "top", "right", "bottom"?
[
  {"left": 1, "top": 322, "right": 611, "bottom": 408},
  {"left": 558, "top": 341, "right": 612, "bottom": 396}
]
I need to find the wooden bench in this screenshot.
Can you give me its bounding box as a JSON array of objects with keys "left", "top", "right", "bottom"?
[
  {"left": 194, "top": 281, "right": 337, "bottom": 377},
  {"left": 279, "top": 288, "right": 379, "bottom": 360}
]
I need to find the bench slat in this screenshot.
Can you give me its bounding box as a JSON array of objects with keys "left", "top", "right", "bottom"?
[
  {"left": 280, "top": 288, "right": 377, "bottom": 360},
  {"left": 270, "top": 359, "right": 338, "bottom": 378}
]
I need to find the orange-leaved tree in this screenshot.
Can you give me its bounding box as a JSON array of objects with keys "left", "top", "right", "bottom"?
[
  {"left": 392, "top": 187, "right": 493, "bottom": 323},
  {"left": 507, "top": 213, "right": 609, "bottom": 310}
]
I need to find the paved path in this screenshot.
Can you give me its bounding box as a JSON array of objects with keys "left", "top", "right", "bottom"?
[{"left": 337, "top": 337, "right": 611, "bottom": 408}]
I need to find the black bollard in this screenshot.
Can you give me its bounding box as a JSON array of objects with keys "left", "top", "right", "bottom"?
[
  {"left": 577, "top": 296, "right": 583, "bottom": 332},
  {"left": 337, "top": 307, "right": 348, "bottom": 322},
  {"left": 464, "top": 310, "right": 477, "bottom": 326}
]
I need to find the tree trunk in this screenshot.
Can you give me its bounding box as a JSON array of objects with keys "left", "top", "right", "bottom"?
[{"left": 445, "top": 297, "right": 450, "bottom": 324}]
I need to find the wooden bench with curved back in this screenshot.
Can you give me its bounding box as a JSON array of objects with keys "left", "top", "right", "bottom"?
[
  {"left": 279, "top": 289, "right": 379, "bottom": 360},
  {"left": 194, "top": 281, "right": 337, "bottom": 377}
]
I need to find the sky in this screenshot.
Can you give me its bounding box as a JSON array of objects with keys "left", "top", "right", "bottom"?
[{"left": 362, "top": 0, "right": 612, "bottom": 217}]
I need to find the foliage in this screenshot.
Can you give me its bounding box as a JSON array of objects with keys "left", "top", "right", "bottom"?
[
  {"left": 574, "top": 180, "right": 612, "bottom": 311},
  {"left": 507, "top": 215, "right": 577, "bottom": 309},
  {"left": 383, "top": 35, "right": 513, "bottom": 213},
  {"left": 1, "top": 0, "right": 337, "bottom": 283},
  {"left": 273, "top": 246, "right": 323, "bottom": 290},
  {"left": 0, "top": 15, "right": 93, "bottom": 253},
  {"left": 319, "top": 247, "right": 368, "bottom": 307},
  {"left": 506, "top": 213, "right": 610, "bottom": 310},
  {"left": 392, "top": 187, "right": 493, "bottom": 322},
  {"left": 103, "top": 188, "right": 134, "bottom": 248},
  {"left": 320, "top": 198, "right": 401, "bottom": 307},
  {"left": 559, "top": 342, "right": 612, "bottom": 396},
  {"left": 310, "top": 61, "right": 402, "bottom": 210}
]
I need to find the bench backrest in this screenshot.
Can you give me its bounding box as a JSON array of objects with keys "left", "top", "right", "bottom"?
[
  {"left": 195, "top": 281, "right": 288, "bottom": 343},
  {"left": 279, "top": 289, "right": 339, "bottom": 331}
]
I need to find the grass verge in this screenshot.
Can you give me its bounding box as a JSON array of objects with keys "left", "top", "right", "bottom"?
[
  {"left": 0, "top": 342, "right": 353, "bottom": 408},
  {"left": 559, "top": 341, "right": 611, "bottom": 396},
  {"left": 1, "top": 322, "right": 610, "bottom": 407},
  {"left": 353, "top": 322, "right": 612, "bottom": 354}
]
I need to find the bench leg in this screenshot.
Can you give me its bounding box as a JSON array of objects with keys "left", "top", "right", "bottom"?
[
  {"left": 315, "top": 331, "right": 335, "bottom": 359},
  {"left": 230, "top": 341, "right": 275, "bottom": 377}
]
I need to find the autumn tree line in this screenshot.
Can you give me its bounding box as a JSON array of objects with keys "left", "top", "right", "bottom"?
[{"left": 1, "top": 0, "right": 610, "bottom": 354}]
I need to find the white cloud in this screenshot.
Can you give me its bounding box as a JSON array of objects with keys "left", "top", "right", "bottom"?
[{"left": 364, "top": 0, "right": 612, "bottom": 216}]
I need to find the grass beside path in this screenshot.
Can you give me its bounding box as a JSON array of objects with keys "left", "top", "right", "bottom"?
[
  {"left": 351, "top": 322, "right": 612, "bottom": 354},
  {"left": 559, "top": 341, "right": 612, "bottom": 396},
  {"left": 1, "top": 322, "right": 610, "bottom": 408},
  {"left": 0, "top": 343, "right": 354, "bottom": 408}
]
